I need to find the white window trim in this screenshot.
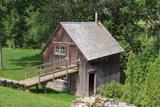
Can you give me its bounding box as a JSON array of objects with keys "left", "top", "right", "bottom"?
[{"left": 54, "top": 45, "right": 66, "bottom": 55}]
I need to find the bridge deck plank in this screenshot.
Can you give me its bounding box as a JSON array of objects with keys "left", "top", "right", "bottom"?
[{"left": 20, "top": 67, "right": 78, "bottom": 88}]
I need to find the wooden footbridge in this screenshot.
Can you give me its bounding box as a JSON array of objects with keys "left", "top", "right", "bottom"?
[{"left": 0, "top": 58, "right": 78, "bottom": 90}]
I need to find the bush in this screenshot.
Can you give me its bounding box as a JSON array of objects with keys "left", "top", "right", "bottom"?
[{"left": 100, "top": 81, "right": 123, "bottom": 99}]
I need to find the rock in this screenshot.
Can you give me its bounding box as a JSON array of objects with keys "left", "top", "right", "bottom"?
[
  {"left": 46, "top": 79, "right": 68, "bottom": 91},
  {"left": 71, "top": 96, "right": 136, "bottom": 107},
  {"left": 104, "top": 101, "right": 136, "bottom": 107}
]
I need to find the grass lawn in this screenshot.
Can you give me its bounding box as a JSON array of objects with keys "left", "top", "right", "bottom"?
[
  {"left": 0, "top": 48, "right": 77, "bottom": 107},
  {"left": 0, "top": 48, "right": 42, "bottom": 80},
  {"left": 0, "top": 86, "right": 76, "bottom": 107}
]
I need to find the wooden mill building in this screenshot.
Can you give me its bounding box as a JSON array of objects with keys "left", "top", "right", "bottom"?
[{"left": 41, "top": 21, "right": 124, "bottom": 96}]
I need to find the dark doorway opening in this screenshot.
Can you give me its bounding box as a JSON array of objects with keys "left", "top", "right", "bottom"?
[{"left": 89, "top": 73, "right": 95, "bottom": 96}]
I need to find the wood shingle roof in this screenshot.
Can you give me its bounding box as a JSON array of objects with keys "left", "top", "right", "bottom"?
[{"left": 60, "top": 22, "right": 124, "bottom": 60}]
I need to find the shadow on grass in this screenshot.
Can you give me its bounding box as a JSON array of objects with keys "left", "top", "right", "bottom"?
[
  {"left": 9, "top": 54, "right": 43, "bottom": 68},
  {"left": 30, "top": 87, "right": 73, "bottom": 95},
  {"left": 2, "top": 68, "right": 23, "bottom": 70}
]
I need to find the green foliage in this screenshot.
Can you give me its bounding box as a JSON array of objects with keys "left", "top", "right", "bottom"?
[
  {"left": 1, "top": 0, "right": 159, "bottom": 50},
  {"left": 24, "top": 4, "right": 52, "bottom": 49},
  {"left": 101, "top": 81, "right": 123, "bottom": 99},
  {"left": 122, "top": 36, "right": 159, "bottom": 106},
  {"left": 6, "top": 39, "right": 15, "bottom": 49},
  {"left": 122, "top": 51, "right": 143, "bottom": 104},
  {"left": 142, "top": 56, "right": 160, "bottom": 107}
]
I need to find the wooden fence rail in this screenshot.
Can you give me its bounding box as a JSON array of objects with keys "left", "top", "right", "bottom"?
[{"left": 24, "top": 58, "right": 79, "bottom": 85}]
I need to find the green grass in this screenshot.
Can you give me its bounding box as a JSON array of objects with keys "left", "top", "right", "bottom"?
[
  {"left": 0, "top": 48, "right": 42, "bottom": 80},
  {"left": 0, "top": 48, "right": 77, "bottom": 107},
  {"left": 0, "top": 86, "right": 76, "bottom": 107}
]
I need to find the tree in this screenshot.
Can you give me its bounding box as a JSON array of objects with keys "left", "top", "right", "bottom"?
[
  {"left": 24, "top": 5, "right": 50, "bottom": 48},
  {"left": 0, "top": 13, "right": 3, "bottom": 69},
  {"left": 142, "top": 56, "right": 160, "bottom": 106},
  {"left": 0, "top": 0, "right": 7, "bottom": 69},
  {"left": 122, "top": 36, "right": 159, "bottom": 105},
  {"left": 122, "top": 52, "right": 142, "bottom": 104},
  {"left": 0, "top": 40, "right": 3, "bottom": 69},
  {"left": 3, "top": 9, "right": 20, "bottom": 48}
]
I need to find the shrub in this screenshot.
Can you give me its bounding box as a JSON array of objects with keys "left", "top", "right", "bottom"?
[{"left": 100, "top": 81, "right": 123, "bottom": 99}]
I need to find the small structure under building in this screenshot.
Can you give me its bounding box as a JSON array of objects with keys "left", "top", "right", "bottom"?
[{"left": 41, "top": 21, "right": 124, "bottom": 96}]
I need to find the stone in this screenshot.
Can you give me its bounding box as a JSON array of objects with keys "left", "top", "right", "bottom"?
[
  {"left": 46, "top": 79, "right": 68, "bottom": 91},
  {"left": 71, "top": 96, "right": 136, "bottom": 107}
]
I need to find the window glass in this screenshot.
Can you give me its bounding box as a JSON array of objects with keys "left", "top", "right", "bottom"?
[{"left": 54, "top": 45, "right": 66, "bottom": 55}]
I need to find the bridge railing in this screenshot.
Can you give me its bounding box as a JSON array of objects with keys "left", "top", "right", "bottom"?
[{"left": 24, "top": 58, "right": 78, "bottom": 80}]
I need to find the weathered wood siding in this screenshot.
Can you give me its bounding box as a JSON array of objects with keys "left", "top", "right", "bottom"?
[
  {"left": 88, "top": 53, "right": 120, "bottom": 93},
  {"left": 68, "top": 72, "right": 78, "bottom": 94},
  {"left": 42, "top": 26, "right": 80, "bottom": 94},
  {"left": 76, "top": 52, "right": 88, "bottom": 96},
  {"left": 42, "top": 26, "right": 75, "bottom": 64},
  {"left": 76, "top": 53, "right": 120, "bottom": 96}
]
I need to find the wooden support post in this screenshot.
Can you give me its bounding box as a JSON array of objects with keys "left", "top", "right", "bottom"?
[
  {"left": 44, "top": 85, "right": 47, "bottom": 93},
  {"left": 36, "top": 85, "right": 39, "bottom": 92},
  {"left": 52, "top": 68, "right": 54, "bottom": 81},
  {"left": 65, "top": 58, "right": 68, "bottom": 80},
  {"left": 38, "top": 67, "right": 41, "bottom": 86},
  {"left": 41, "top": 83, "right": 47, "bottom": 93},
  {"left": 24, "top": 67, "right": 27, "bottom": 79},
  {"left": 65, "top": 43, "right": 69, "bottom": 80},
  {"left": 52, "top": 59, "right": 55, "bottom": 82},
  {"left": 68, "top": 74, "right": 71, "bottom": 91}
]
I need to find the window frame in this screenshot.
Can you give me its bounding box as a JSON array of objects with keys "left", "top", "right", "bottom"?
[{"left": 54, "top": 45, "right": 66, "bottom": 55}]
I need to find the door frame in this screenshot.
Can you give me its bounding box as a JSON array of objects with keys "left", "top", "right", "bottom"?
[{"left": 88, "top": 70, "right": 96, "bottom": 96}]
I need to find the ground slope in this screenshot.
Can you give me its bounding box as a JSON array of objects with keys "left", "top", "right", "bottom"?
[
  {"left": 0, "top": 48, "right": 42, "bottom": 80},
  {"left": 0, "top": 86, "right": 74, "bottom": 107},
  {"left": 0, "top": 48, "right": 76, "bottom": 107}
]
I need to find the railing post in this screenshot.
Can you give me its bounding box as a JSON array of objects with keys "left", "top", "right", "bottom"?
[
  {"left": 52, "top": 62, "right": 55, "bottom": 81},
  {"left": 65, "top": 58, "right": 68, "bottom": 80},
  {"left": 38, "top": 66, "right": 41, "bottom": 86},
  {"left": 24, "top": 67, "right": 27, "bottom": 79}
]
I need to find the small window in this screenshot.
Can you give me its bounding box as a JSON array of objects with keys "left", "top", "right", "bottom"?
[{"left": 54, "top": 45, "right": 66, "bottom": 55}]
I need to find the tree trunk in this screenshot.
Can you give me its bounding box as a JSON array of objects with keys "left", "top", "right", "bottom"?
[
  {"left": 0, "top": 8, "right": 3, "bottom": 70},
  {"left": 0, "top": 41, "right": 3, "bottom": 69}
]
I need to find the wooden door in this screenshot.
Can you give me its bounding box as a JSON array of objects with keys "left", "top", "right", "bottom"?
[{"left": 69, "top": 45, "right": 78, "bottom": 65}]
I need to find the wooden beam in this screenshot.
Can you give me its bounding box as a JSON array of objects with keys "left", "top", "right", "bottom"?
[{"left": 52, "top": 42, "right": 75, "bottom": 45}]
